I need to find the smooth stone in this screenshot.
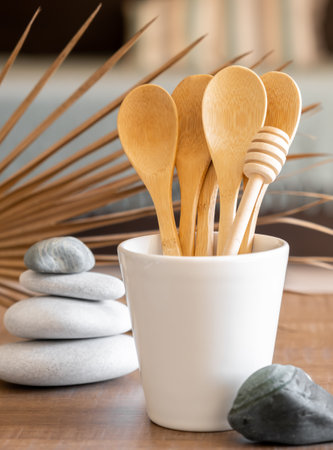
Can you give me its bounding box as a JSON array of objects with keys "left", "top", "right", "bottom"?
[
  {"left": 0, "top": 335, "right": 138, "bottom": 386},
  {"left": 20, "top": 270, "right": 125, "bottom": 301},
  {"left": 24, "top": 236, "right": 95, "bottom": 273},
  {"left": 4, "top": 296, "right": 131, "bottom": 339},
  {"left": 228, "top": 364, "right": 333, "bottom": 445}
]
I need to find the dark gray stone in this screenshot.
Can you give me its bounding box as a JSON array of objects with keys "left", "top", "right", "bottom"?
[
  {"left": 228, "top": 364, "right": 333, "bottom": 445},
  {"left": 24, "top": 236, "right": 95, "bottom": 273}
]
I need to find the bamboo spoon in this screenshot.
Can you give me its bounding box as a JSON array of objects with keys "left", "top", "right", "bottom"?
[
  {"left": 239, "top": 71, "right": 302, "bottom": 253},
  {"left": 195, "top": 162, "right": 218, "bottom": 256},
  {"left": 117, "top": 84, "right": 182, "bottom": 256},
  {"left": 172, "top": 74, "right": 212, "bottom": 255},
  {"left": 202, "top": 65, "right": 267, "bottom": 255}
]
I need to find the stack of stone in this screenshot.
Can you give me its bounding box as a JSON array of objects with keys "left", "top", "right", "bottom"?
[{"left": 0, "top": 237, "right": 138, "bottom": 386}]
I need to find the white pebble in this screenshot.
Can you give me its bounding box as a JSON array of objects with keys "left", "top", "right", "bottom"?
[
  {"left": 0, "top": 335, "right": 138, "bottom": 386},
  {"left": 4, "top": 296, "right": 131, "bottom": 339},
  {"left": 20, "top": 270, "right": 125, "bottom": 301}
]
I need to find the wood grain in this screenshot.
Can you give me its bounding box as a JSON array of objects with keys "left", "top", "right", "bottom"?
[
  {"left": 202, "top": 65, "right": 267, "bottom": 254},
  {"left": 118, "top": 84, "right": 181, "bottom": 256},
  {"left": 172, "top": 74, "right": 212, "bottom": 256},
  {"left": 195, "top": 162, "right": 218, "bottom": 256},
  {"left": 0, "top": 290, "right": 332, "bottom": 449}
]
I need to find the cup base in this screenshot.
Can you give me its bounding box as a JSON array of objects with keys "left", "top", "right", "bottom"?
[{"left": 148, "top": 413, "right": 232, "bottom": 432}]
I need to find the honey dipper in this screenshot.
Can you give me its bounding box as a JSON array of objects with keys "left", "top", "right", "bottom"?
[{"left": 223, "top": 72, "right": 302, "bottom": 255}]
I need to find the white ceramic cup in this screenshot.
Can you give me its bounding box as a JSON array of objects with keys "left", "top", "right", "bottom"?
[{"left": 118, "top": 233, "right": 289, "bottom": 432}]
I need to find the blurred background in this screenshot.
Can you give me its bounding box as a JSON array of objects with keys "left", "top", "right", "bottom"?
[
  {"left": 0, "top": 0, "right": 332, "bottom": 255},
  {"left": 1, "top": 0, "right": 332, "bottom": 67}
]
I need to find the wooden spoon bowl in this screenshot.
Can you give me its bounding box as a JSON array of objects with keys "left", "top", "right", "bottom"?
[
  {"left": 117, "top": 84, "right": 182, "bottom": 256},
  {"left": 172, "top": 74, "right": 212, "bottom": 256},
  {"left": 202, "top": 65, "right": 267, "bottom": 254}
]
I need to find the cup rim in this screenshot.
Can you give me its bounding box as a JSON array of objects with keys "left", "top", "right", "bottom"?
[{"left": 117, "top": 233, "right": 289, "bottom": 263}]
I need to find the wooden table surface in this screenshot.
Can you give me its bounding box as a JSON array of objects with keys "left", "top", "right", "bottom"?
[{"left": 0, "top": 291, "right": 332, "bottom": 449}]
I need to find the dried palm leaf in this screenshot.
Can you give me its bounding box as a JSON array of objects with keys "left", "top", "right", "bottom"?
[
  {"left": 0, "top": 8, "right": 41, "bottom": 86},
  {"left": 274, "top": 60, "right": 293, "bottom": 72},
  {"left": 289, "top": 256, "right": 333, "bottom": 270},
  {"left": 269, "top": 190, "right": 333, "bottom": 201},
  {"left": 0, "top": 5, "right": 102, "bottom": 146},
  {"left": 279, "top": 157, "right": 333, "bottom": 180}
]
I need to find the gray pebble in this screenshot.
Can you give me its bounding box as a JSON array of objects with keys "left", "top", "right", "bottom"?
[
  {"left": 20, "top": 270, "right": 125, "bottom": 301},
  {"left": 4, "top": 296, "right": 131, "bottom": 339},
  {"left": 0, "top": 335, "right": 138, "bottom": 386},
  {"left": 24, "top": 237, "right": 95, "bottom": 273},
  {"left": 228, "top": 364, "right": 333, "bottom": 445}
]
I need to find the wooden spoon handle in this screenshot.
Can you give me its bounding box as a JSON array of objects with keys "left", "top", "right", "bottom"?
[
  {"left": 195, "top": 163, "right": 218, "bottom": 256},
  {"left": 153, "top": 193, "right": 182, "bottom": 256},
  {"left": 239, "top": 181, "right": 268, "bottom": 254},
  {"left": 224, "top": 126, "right": 290, "bottom": 255},
  {"left": 217, "top": 187, "right": 240, "bottom": 255},
  {"left": 178, "top": 175, "right": 204, "bottom": 256},
  {"left": 223, "top": 175, "right": 263, "bottom": 255}
]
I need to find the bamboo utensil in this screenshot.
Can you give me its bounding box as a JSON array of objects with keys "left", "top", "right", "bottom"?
[
  {"left": 261, "top": 71, "right": 302, "bottom": 142},
  {"left": 195, "top": 163, "right": 218, "bottom": 256},
  {"left": 117, "top": 84, "right": 182, "bottom": 256},
  {"left": 239, "top": 71, "right": 302, "bottom": 253},
  {"left": 202, "top": 65, "right": 267, "bottom": 255},
  {"left": 223, "top": 126, "right": 291, "bottom": 255},
  {"left": 172, "top": 74, "right": 212, "bottom": 255}
]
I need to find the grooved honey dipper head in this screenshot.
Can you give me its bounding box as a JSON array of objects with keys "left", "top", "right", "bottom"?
[{"left": 243, "top": 126, "right": 290, "bottom": 184}]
